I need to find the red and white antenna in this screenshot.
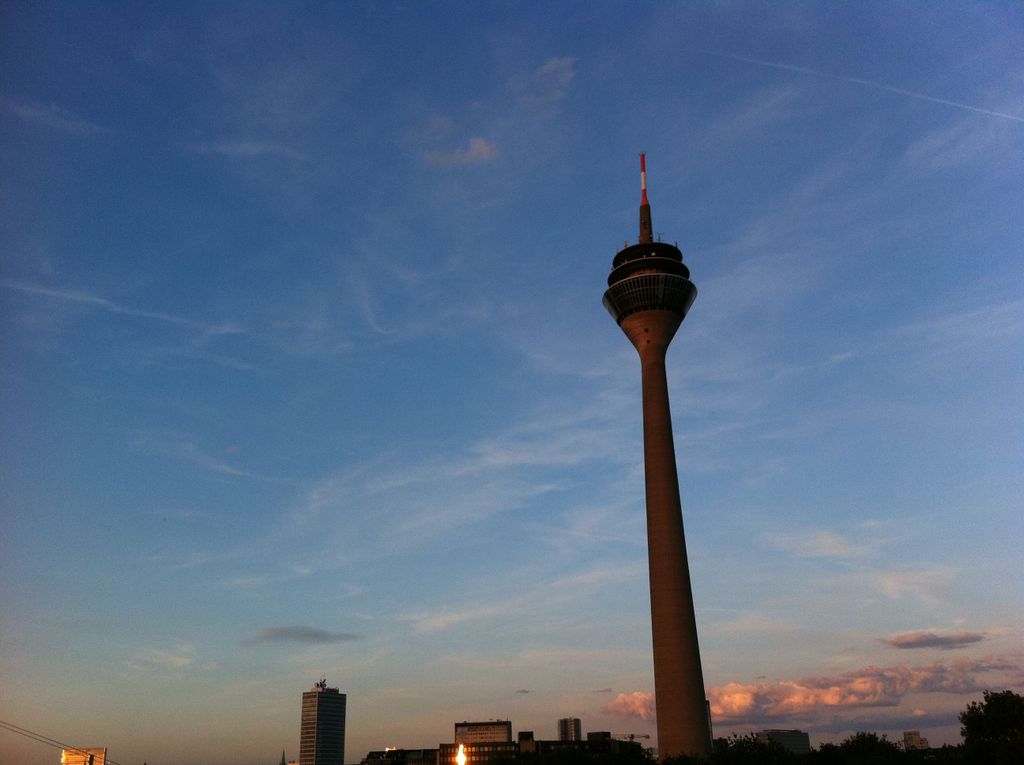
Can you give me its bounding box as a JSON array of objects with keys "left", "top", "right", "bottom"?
[
  {"left": 638, "top": 153, "right": 653, "bottom": 243},
  {"left": 640, "top": 152, "right": 649, "bottom": 205}
]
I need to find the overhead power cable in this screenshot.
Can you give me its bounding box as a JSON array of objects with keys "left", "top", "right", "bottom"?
[{"left": 0, "top": 719, "right": 127, "bottom": 765}]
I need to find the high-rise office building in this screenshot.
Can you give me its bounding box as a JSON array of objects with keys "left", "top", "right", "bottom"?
[
  {"left": 300, "top": 678, "right": 346, "bottom": 765},
  {"left": 602, "top": 155, "right": 710, "bottom": 758},
  {"left": 557, "top": 718, "right": 581, "bottom": 742}
]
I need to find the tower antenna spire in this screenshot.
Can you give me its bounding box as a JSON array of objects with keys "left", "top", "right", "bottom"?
[{"left": 639, "top": 153, "right": 653, "bottom": 244}]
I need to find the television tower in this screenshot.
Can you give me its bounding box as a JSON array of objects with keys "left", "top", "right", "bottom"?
[{"left": 602, "top": 155, "right": 711, "bottom": 758}]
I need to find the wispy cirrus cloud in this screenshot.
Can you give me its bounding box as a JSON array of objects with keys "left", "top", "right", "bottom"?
[
  {"left": 891, "top": 299, "right": 1023, "bottom": 350},
  {"left": 436, "top": 646, "right": 637, "bottom": 675},
  {"left": 127, "top": 643, "right": 196, "bottom": 671},
  {"left": 186, "top": 139, "right": 308, "bottom": 160},
  {"left": 457, "top": 415, "right": 626, "bottom": 473},
  {"left": 410, "top": 114, "right": 459, "bottom": 143},
  {"left": 425, "top": 137, "right": 498, "bottom": 167},
  {"left": 868, "top": 567, "right": 955, "bottom": 604},
  {"left": 5, "top": 100, "right": 106, "bottom": 134},
  {"left": 709, "top": 656, "right": 1020, "bottom": 724},
  {"left": 881, "top": 631, "right": 986, "bottom": 650},
  {"left": 761, "top": 529, "right": 868, "bottom": 558},
  {"left": 515, "top": 57, "right": 576, "bottom": 107},
  {"left": 241, "top": 626, "right": 359, "bottom": 645},
  {"left": 900, "top": 117, "right": 1012, "bottom": 172},
  {"left": 706, "top": 611, "right": 797, "bottom": 637},
  {"left": 407, "top": 600, "right": 517, "bottom": 634},
  {"left": 134, "top": 432, "right": 284, "bottom": 483},
  {"left": 403, "top": 563, "right": 644, "bottom": 634},
  {"left": 702, "top": 85, "right": 805, "bottom": 151},
  {"left": 292, "top": 402, "right": 630, "bottom": 559},
  {"left": 1, "top": 279, "right": 245, "bottom": 336}
]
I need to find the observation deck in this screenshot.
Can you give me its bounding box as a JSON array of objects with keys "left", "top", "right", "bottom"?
[{"left": 603, "top": 240, "right": 697, "bottom": 325}]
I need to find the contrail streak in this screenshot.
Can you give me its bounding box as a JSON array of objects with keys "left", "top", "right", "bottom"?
[
  {"left": 1, "top": 278, "right": 245, "bottom": 335},
  {"left": 708, "top": 51, "right": 1024, "bottom": 123}
]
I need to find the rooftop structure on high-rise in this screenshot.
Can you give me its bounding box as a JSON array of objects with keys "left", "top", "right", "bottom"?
[
  {"left": 60, "top": 748, "right": 107, "bottom": 765},
  {"left": 602, "top": 155, "right": 710, "bottom": 758},
  {"left": 299, "top": 678, "right": 346, "bottom": 765}
]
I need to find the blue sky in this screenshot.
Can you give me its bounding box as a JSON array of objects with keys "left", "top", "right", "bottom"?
[{"left": 1, "top": 2, "right": 1022, "bottom": 763}]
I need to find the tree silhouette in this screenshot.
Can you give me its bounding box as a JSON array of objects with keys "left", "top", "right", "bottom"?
[
  {"left": 661, "top": 734, "right": 796, "bottom": 764},
  {"left": 959, "top": 689, "right": 1024, "bottom": 764}
]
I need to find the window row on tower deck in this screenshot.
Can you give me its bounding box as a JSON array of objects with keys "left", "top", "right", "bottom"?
[{"left": 602, "top": 272, "right": 696, "bottom": 324}]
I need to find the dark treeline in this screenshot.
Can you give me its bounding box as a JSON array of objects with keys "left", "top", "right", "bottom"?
[
  {"left": 666, "top": 731, "right": 967, "bottom": 765},
  {"left": 523, "top": 690, "right": 1023, "bottom": 765}
]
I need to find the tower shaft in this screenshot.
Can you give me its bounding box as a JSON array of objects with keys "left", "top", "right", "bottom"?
[{"left": 621, "top": 313, "right": 710, "bottom": 759}]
